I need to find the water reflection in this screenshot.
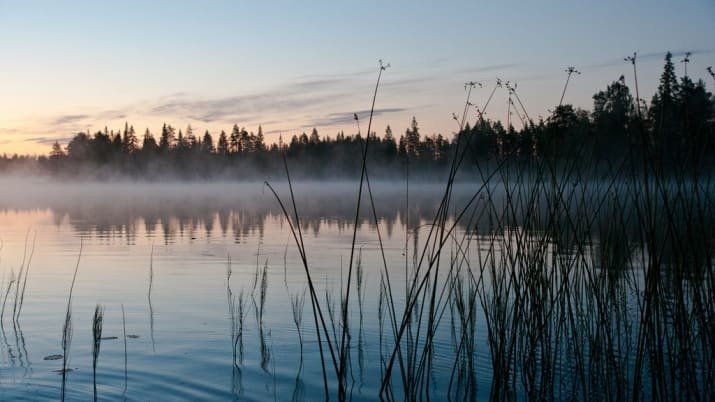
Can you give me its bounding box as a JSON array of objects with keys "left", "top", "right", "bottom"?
[
  {"left": 0, "top": 181, "right": 677, "bottom": 256},
  {"left": 1, "top": 318, "right": 30, "bottom": 374},
  {"left": 0, "top": 181, "right": 469, "bottom": 243},
  {"left": 48, "top": 198, "right": 450, "bottom": 245},
  {"left": 0, "top": 179, "right": 712, "bottom": 400}
]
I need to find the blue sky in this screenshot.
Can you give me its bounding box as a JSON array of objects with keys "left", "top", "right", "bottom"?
[{"left": 0, "top": 0, "right": 713, "bottom": 154}]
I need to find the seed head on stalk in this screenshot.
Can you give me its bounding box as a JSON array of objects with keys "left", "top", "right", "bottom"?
[
  {"left": 680, "top": 51, "right": 691, "bottom": 77},
  {"left": 559, "top": 66, "right": 581, "bottom": 107}
]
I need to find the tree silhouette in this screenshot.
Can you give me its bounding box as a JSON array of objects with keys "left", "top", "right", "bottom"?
[
  {"left": 50, "top": 141, "right": 66, "bottom": 159},
  {"left": 404, "top": 116, "right": 420, "bottom": 157},
  {"left": 142, "top": 129, "right": 159, "bottom": 154},
  {"left": 592, "top": 76, "right": 634, "bottom": 157},
  {"left": 217, "top": 130, "right": 229, "bottom": 155},
  {"left": 159, "top": 124, "right": 175, "bottom": 152},
  {"left": 12, "top": 53, "right": 713, "bottom": 181},
  {"left": 201, "top": 130, "right": 215, "bottom": 154},
  {"left": 650, "top": 52, "right": 679, "bottom": 154}
]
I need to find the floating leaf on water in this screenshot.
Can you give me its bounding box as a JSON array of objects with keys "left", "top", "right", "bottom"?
[
  {"left": 43, "top": 354, "right": 63, "bottom": 361},
  {"left": 100, "top": 336, "right": 119, "bottom": 340},
  {"left": 126, "top": 334, "right": 140, "bottom": 339}
]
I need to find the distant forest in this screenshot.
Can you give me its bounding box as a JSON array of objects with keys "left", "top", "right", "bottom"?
[{"left": 2, "top": 52, "right": 714, "bottom": 180}]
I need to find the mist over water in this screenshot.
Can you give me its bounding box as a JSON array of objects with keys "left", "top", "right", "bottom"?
[
  {"left": 0, "top": 172, "right": 711, "bottom": 400},
  {"left": 0, "top": 177, "right": 477, "bottom": 400},
  {"left": 0, "top": 177, "right": 482, "bottom": 238}
]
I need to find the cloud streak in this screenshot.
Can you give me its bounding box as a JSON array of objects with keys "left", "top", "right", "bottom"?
[
  {"left": 10, "top": 68, "right": 428, "bottom": 149},
  {"left": 149, "top": 78, "right": 352, "bottom": 124},
  {"left": 305, "top": 107, "right": 408, "bottom": 128},
  {"left": 53, "top": 114, "right": 89, "bottom": 125},
  {"left": 456, "top": 63, "right": 521, "bottom": 75},
  {"left": 27, "top": 136, "right": 75, "bottom": 146},
  {"left": 586, "top": 49, "right": 715, "bottom": 69}
]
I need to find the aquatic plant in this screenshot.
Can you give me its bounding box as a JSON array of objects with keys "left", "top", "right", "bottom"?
[
  {"left": 259, "top": 55, "right": 715, "bottom": 401},
  {"left": 61, "top": 242, "right": 82, "bottom": 402},
  {"left": 92, "top": 304, "right": 104, "bottom": 402},
  {"left": 266, "top": 59, "right": 391, "bottom": 400}
]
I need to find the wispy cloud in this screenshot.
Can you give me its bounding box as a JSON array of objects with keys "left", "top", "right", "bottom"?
[
  {"left": 8, "top": 68, "right": 427, "bottom": 147},
  {"left": 297, "top": 68, "right": 375, "bottom": 81},
  {"left": 586, "top": 48, "right": 715, "bottom": 69},
  {"left": 41, "top": 109, "right": 128, "bottom": 137},
  {"left": 456, "top": 63, "right": 521, "bottom": 75},
  {"left": 264, "top": 128, "right": 289, "bottom": 135},
  {"left": 381, "top": 77, "right": 435, "bottom": 90},
  {"left": 639, "top": 49, "right": 713, "bottom": 61},
  {"left": 95, "top": 109, "right": 129, "bottom": 121},
  {"left": 53, "top": 114, "right": 89, "bottom": 125},
  {"left": 0, "top": 128, "right": 20, "bottom": 135},
  {"left": 26, "top": 136, "right": 75, "bottom": 146},
  {"left": 504, "top": 71, "right": 563, "bottom": 83},
  {"left": 150, "top": 78, "right": 352, "bottom": 124},
  {"left": 305, "top": 107, "right": 408, "bottom": 128}
]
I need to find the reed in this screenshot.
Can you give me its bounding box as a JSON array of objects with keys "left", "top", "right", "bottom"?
[
  {"left": 92, "top": 304, "right": 104, "bottom": 402},
  {"left": 291, "top": 288, "right": 306, "bottom": 365},
  {"left": 265, "top": 59, "right": 390, "bottom": 401},
  {"left": 1, "top": 271, "right": 15, "bottom": 324},
  {"left": 251, "top": 260, "right": 270, "bottom": 372},
  {"left": 121, "top": 304, "right": 128, "bottom": 395},
  {"left": 61, "top": 241, "right": 82, "bottom": 402},
  {"left": 261, "top": 59, "right": 714, "bottom": 402},
  {"left": 14, "top": 231, "right": 35, "bottom": 321},
  {"left": 227, "top": 254, "right": 248, "bottom": 367},
  {"left": 148, "top": 245, "right": 155, "bottom": 352}
]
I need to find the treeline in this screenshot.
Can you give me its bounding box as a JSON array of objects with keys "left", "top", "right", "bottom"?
[
  {"left": 39, "top": 116, "right": 452, "bottom": 180},
  {"left": 457, "top": 52, "right": 714, "bottom": 172},
  {"left": 2, "top": 52, "right": 714, "bottom": 180}
]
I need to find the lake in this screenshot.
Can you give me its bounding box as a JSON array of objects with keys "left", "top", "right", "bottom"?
[
  {"left": 0, "top": 179, "right": 476, "bottom": 400},
  {"left": 0, "top": 176, "right": 711, "bottom": 401}
]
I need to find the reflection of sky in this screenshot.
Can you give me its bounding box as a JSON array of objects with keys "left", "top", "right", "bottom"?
[
  {"left": 0, "top": 194, "right": 461, "bottom": 400},
  {"left": 0, "top": 180, "right": 460, "bottom": 244},
  {"left": 0, "top": 0, "right": 713, "bottom": 155}
]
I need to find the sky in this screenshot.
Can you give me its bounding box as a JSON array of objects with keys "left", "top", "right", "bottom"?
[{"left": 0, "top": 0, "right": 713, "bottom": 155}]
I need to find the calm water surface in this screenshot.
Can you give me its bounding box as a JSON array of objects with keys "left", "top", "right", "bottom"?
[{"left": 0, "top": 179, "right": 477, "bottom": 400}]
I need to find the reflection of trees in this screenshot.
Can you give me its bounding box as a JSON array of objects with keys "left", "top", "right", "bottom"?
[
  {"left": 34, "top": 186, "right": 474, "bottom": 242},
  {"left": 1, "top": 181, "right": 711, "bottom": 262},
  {"left": 5, "top": 181, "right": 689, "bottom": 249}
]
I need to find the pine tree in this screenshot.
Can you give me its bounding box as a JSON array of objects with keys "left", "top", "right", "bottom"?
[
  {"left": 309, "top": 128, "right": 320, "bottom": 144},
  {"left": 650, "top": 52, "right": 679, "bottom": 150},
  {"left": 201, "top": 130, "right": 215, "bottom": 154},
  {"left": 592, "top": 76, "right": 634, "bottom": 156},
  {"left": 186, "top": 124, "right": 197, "bottom": 149},
  {"left": 50, "top": 141, "right": 66, "bottom": 159},
  {"left": 122, "top": 123, "right": 138, "bottom": 154},
  {"left": 142, "top": 128, "right": 158, "bottom": 153},
  {"left": 384, "top": 125, "right": 394, "bottom": 142},
  {"left": 240, "top": 128, "right": 250, "bottom": 153},
  {"left": 383, "top": 125, "right": 397, "bottom": 159},
  {"left": 676, "top": 76, "right": 714, "bottom": 159},
  {"left": 398, "top": 135, "right": 407, "bottom": 158},
  {"left": 256, "top": 125, "right": 265, "bottom": 151},
  {"left": 159, "top": 123, "right": 175, "bottom": 151},
  {"left": 248, "top": 131, "right": 257, "bottom": 152},
  {"left": 405, "top": 117, "right": 420, "bottom": 157},
  {"left": 217, "top": 130, "right": 229, "bottom": 155}
]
